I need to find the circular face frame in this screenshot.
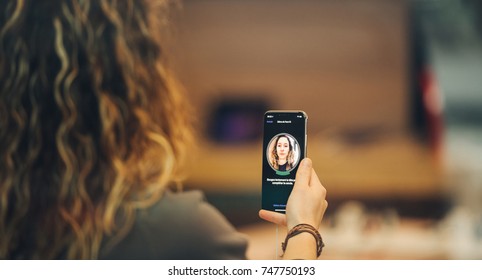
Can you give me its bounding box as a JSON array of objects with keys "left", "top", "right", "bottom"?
[{"left": 266, "top": 133, "right": 301, "bottom": 173}]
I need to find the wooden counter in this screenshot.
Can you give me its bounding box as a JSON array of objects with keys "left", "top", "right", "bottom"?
[{"left": 185, "top": 131, "right": 445, "bottom": 200}]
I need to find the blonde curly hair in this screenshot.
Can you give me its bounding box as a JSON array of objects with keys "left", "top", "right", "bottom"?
[{"left": 0, "top": 0, "right": 193, "bottom": 259}]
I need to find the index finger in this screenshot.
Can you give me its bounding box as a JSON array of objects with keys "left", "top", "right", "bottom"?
[{"left": 258, "top": 209, "right": 287, "bottom": 226}]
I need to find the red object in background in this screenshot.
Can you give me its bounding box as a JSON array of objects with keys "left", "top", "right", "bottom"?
[{"left": 420, "top": 66, "right": 444, "bottom": 163}]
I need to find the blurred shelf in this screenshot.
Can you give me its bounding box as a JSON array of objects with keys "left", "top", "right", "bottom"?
[{"left": 185, "top": 131, "right": 445, "bottom": 199}]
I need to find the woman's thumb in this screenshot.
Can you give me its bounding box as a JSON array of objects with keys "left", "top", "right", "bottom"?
[{"left": 294, "top": 158, "right": 312, "bottom": 188}]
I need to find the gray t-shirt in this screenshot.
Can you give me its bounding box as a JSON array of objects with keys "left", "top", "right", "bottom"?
[{"left": 100, "top": 190, "right": 248, "bottom": 259}]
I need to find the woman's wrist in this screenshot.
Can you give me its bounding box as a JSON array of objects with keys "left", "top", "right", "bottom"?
[
  {"left": 281, "top": 223, "right": 324, "bottom": 259},
  {"left": 281, "top": 232, "right": 318, "bottom": 259}
]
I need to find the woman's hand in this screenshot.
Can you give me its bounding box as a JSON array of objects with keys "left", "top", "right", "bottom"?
[
  {"left": 259, "top": 158, "right": 328, "bottom": 259},
  {"left": 259, "top": 158, "right": 328, "bottom": 230}
]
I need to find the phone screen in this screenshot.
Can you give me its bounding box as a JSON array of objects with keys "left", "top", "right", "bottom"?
[{"left": 261, "top": 111, "right": 307, "bottom": 212}]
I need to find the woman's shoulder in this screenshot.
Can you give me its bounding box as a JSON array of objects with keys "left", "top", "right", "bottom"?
[{"left": 100, "top": 190, "right": 248, "bottom": 259}]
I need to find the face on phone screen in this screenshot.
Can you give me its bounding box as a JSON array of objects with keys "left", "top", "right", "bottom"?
[{"left": 261, "top": 111, "right": 307, "bottom": 212}]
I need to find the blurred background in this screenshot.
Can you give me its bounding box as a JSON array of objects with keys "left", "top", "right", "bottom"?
[{"left": 167, "top": 0, "right": 482, "bottom": 259}]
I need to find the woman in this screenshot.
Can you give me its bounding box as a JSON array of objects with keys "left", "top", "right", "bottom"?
[
  {"left": 0, "top": 0, "right": 327, "bottom": 259},
  {"left": 270, "top": 134, "right": 295, "bottom": 171}
]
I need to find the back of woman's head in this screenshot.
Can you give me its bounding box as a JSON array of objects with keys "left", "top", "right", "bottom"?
[{"left": 0, "top": 0, "right": 192, "bottom": 259}]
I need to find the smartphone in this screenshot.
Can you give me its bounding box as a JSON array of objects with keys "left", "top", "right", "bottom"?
[{"left": 261, "top": 110, "right": 308, "bottom": 212}]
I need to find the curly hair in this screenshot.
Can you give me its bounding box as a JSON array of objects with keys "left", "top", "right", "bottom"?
[
  {"left": 0, "top": 0, "right": 193, "bottom": 259},
  {"left": 269, "top": 134, "right": 294, "bottom": 171}
]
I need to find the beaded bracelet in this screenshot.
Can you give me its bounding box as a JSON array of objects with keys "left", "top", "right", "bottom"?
[{"left": 281, "top": 223, "right": 324, "bottom": 258}]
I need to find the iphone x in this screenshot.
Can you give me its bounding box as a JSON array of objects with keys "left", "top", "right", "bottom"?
[{"left": 261, "top": 110, "right": 307, "bottom": 212}]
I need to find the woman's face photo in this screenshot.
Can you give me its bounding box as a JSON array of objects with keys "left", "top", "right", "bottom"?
[
  {"left": 267, "top": 133, "right": 301, "bottom": 172},
  {"left": 276, "top": 136, "right": 290, "bottom": 161}
]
